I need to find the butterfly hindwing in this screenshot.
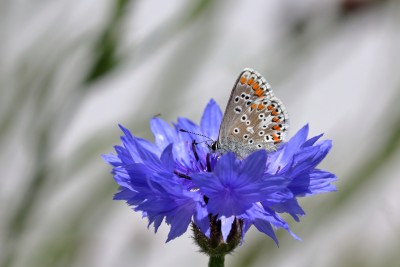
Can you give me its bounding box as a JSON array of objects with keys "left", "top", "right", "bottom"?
[{"left": 217, "top": 68, "right": 289, "bottom": 158}]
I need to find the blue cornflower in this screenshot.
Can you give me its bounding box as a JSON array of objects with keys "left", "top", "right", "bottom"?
[{"left": 103, "top": 99, "right": 336, "bottom": 246}]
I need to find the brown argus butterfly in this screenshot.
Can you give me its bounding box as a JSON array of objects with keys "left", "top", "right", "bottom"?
[{"left": 215, "top": 68, "right": 289, "bottom": 158}]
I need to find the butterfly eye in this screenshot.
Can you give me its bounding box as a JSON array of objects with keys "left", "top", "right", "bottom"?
[{"left": 211, "top": 142, "right": 218, "bottom": 151}]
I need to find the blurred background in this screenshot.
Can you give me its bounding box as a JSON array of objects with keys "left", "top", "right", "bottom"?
[{"left": 1, "top": 0, "right": 400, "bottom": 266}]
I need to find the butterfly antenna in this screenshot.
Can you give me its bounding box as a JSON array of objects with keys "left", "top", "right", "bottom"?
[{"left": 179, "top": 129, "right": 214, "bottom": 144}]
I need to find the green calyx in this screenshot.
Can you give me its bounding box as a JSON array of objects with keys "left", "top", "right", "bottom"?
[{"left": 192, "top": 216, "right": 243, "bottom": 258}]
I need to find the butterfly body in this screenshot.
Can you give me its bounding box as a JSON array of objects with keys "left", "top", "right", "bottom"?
[{"left": 216, "top": 68, "right": 289, "bottom": 158}]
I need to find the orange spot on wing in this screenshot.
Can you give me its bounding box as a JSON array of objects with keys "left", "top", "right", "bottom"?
[
  {"left": 254, "top": 89, "right": 263, "bottom": 97},
  {"left": 240, "top": 76, "right": 247, "bottom": 84},
  {"left": 271, "top": 110, "right": 278, "bottom": 116},
  {"left": 251, "top": 103, "right": 257, "bottom": 109},
  {"left": 267, "top": 105, "right": 274, "bottom": 110},
  {"left": 273, "top": 125, "right": 281, "bottom": 131},
  {"left": 257, "top": 104, "right": 265, "bottom": 110},
  {"left": 272, "top": 134, "right": 280, "bottom": 142},
  {"left": 272, "top": 117, "right": 280, "bottom": 123},
  {"left": 247, "top": 78, "right": 254, "bottom": 86},
  {"left": 252, "top": 83, "right": 260, "bottom": 90}
]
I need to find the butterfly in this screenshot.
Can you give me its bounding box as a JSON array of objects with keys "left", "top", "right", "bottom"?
[{"left": 213, "top": 68, "right": 289, "bottom": 158}]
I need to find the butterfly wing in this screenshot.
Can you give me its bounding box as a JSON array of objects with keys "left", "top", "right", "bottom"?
[{"left": 218, "top": 68, "right": 289, "bottom": 158}]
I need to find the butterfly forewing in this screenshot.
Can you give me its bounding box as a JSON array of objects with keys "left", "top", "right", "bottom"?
[{"left": 217, "top": 68, "right": 289, "bottom": 158}]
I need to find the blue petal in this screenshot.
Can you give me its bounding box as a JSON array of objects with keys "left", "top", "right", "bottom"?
[
  {"left": 114, "top": 145, "right": 134, "bottom": 165},
  {"left": 153, "top": 216, "right": 164, "bottom": 233},
  {"left": 285, "top": 124, "right": 309, "bottom": 154},
  {"left": 118, "top": 125, "right": 160, "bottom": 161},
  {"left": 242, "top": 205, "right": 282, "bottom": 245},
  {"left": 239, "top": 150, "right": 267, "bottom": 183},
  {"left": 165, "top": 204, "right": 195, "bottom": 242},
  {"left": 136, "top": 137, "right": 161, "bottom": 156},
  {"left": 262, "top": 188, "right": 294, "bottom": 205},
  {"left": 205, "top": 186, "right": 250, "bottom": 216},
  {"left": 200, "top": 99, "right": 223, "bottom": 140},
  {"left": 268, "top": 198, "right": 305, "bottom": 222},
  {"left": 176, "top": 117, "right": 202, "bottom": 143},
  {"left": 192, "top": 174, "right": 254, "bottom": 217},
  {"left": 290, "top": 169, "right": 337, "bottom": 196},
  {"left": 194, "top": 202, "right": 210, "bottom": 238},
  {"left": 214, "top": 152, "right": 239, "bottom": 184},
  {"left": 260, "top": 175, "right": 291, "bottom": 194},
  {"left": 160, "top": 143, "right": 175, "bottom": 172},
  {"left": 310, "top": 140, "right": 332, "bottom": 167},
  {"left": 193, "top": 152, "right": 273, "bottom": 217},
  {"left": 101, "top": 153, "right": 122, "bottom": 167},
  {"left": 267, "top": 124, "right": 309, "bottom": 174},
  {"left": 192, "top": 172, "right": 221, "bottom": 196},
  {"left": 302, "top": 133, "right": 323, "bottom": 147},
  {"left": 150, "top": 117, "right": 178, "bottom": 150},
  {"left": 113, "top": 187, "right": 135, "bottom": 201},
  {"left": 308, "top": 170, "right": 337, "bottom": 194},
  {"left": 292, "top": 140, "right": 332, "bottom": 175},
  {"left": 119, "top": 125, "right": 143, "bottom": 163},
  {"left": 129, "top": 171, "right": 200, "bottom": 242},
  {"left": 253, "top": 219, "right": 279, "bottom": 245},
  {"left": 241, "top": 220, "right": 252, "bottom": 243},
  {"left": 124, "top": 163, "right": 153, "bottom": 189},
  {"left": 132, "top": 138, "right": 163, "bottom": 171},
  {"left": 242, "top": 204, "right": 301, "bottom": 244}
]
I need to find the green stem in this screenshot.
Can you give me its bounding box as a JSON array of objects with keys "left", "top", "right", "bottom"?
[{"left": 209, "top": 255, "right": 224, "bottom": 267}]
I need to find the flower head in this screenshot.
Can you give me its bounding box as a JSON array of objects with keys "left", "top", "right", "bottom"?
[{"left": 103, "top": 99, "right": 336, "bottom": 245}]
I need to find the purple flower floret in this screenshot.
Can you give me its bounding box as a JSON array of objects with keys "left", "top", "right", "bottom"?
[{"left": 103, "top": 99, "right": 336, "bottom": 244}]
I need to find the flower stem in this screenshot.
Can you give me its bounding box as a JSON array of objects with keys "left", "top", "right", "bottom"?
[{"left": 209, "top": 255, "right": 224, "bottom": 267}]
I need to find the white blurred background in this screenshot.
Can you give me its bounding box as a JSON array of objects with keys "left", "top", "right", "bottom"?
[{"left": 1, "top": 0, "right": 400, "bottom": 266}]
